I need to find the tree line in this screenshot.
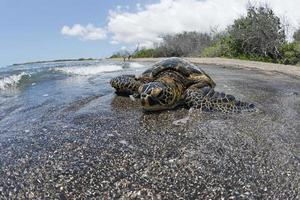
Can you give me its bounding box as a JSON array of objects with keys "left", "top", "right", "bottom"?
[{"left": 111, "top": 5, "right": 300, "bottom": 65}]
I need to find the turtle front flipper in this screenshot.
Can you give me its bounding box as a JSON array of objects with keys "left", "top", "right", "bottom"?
[
  {"left": 184, "top": 84, "right": 256, "bottom": 113},
  {"left": 110, "top": 75, "right": 142, "bottom": 96}
]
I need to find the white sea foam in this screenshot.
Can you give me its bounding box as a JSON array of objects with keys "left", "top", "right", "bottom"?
[
  {"left": 52, "top": 65, "right": 123, "bottom": 76},
  {"left": 0, "top": 72, "right": 30, "bottom": 90},
  {"left": 53, "top": 63, "right": 145, "bottom": 76},
  {"left": 129, "top": 62, "right": 145, "bottom": 68}
]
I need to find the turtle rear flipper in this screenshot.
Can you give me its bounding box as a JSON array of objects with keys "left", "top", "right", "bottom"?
[
  {"left": 110, "top": 75, "right": 141, "bottom": 96},
  {"left": 184, "top": 85, "right": 256, "bottom": 113}
]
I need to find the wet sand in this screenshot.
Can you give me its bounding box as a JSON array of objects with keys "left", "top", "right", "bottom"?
[{"left": 0, "top": 61, "right": 299, "bottom": 199}]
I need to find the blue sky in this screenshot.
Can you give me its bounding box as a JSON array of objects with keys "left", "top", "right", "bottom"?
[
  {"left": 1, "top": 0, "right": 299, "bottom": 67},
  {"left": 0, "top": 0, "right": 155, "bottom": 66}
]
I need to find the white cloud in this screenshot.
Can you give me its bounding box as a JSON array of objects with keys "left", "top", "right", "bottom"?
[
  {"left": 61, "top": 24, "right": 107, "bottom": 41},
  {"left": 107, "top": 0, "right": 300, "bottom": 46},
  {"left": 107, "top": 0, "right": 247, "bottom": 46},
  {"left": 110, "top": 40, "right": 119, "bottom": 45},
  {"left": 61, "top": 0, "right": 300, "bottom": 45}
]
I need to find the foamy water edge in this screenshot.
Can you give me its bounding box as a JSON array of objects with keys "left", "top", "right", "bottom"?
[
  {"left": 0, "top": 72, "right": 30, "bottom": 90},
  {"left": 51, "top": 62, "right": 145, "bottom": 76},
  {"left": 0, "top": 62, "right": 146, "bottom": 90}
]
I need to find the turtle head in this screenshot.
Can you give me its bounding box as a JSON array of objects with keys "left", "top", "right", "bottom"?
[{"left": 139, "top": 82, "right": 176, "bottom": 111}]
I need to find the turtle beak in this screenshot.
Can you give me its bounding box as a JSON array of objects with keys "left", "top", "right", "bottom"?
[
  {"left": 141, "top": 93, "right": 160, "bottom": 107},
  {"left": 139, "top": 83, "right": 166, "bottom": 111},
  {"left": 140, "top": 93, "right": 148, "bottom": 106},
  {"left": 141, "top": 95, "right": 149, "bottom": 107}
]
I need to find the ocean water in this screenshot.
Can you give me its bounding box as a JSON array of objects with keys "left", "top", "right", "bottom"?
[{"left": 0, "top": 60, "right": 149, "bottom": 134}]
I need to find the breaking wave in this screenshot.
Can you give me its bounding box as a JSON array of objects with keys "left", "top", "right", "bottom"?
[
  {"left": 52, "top": 62, "right": 145, "bottom": 76},
  {"left": 0, "top": 72, "right": 31, "bottom": 90},
  {"left": 0, "top": 61, "right": 147, "bottom": 91},
  {"left": 52, "top": 65, "right": 123, "bottom": 75}
]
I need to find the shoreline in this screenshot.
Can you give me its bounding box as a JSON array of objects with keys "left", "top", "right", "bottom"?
[
  {"left": 11, "top": 58, "right": 101, "bottom": 66},
  {"left": 109, "top": 57, "right": 300, "bottom": 78}
]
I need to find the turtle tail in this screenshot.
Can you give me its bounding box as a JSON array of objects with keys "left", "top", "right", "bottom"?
[
  {"left": 110, "top": 75, "right": 142, "bottom": 96},
  {"left": 184, "top": 86, "right": 256, "bottom": 113}
]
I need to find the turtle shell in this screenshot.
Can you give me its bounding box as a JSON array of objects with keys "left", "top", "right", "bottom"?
[{"left": 140, "top": 57, "right": 216, "bottom": 88}]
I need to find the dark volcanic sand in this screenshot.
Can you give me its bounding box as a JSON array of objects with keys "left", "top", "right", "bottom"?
[{"left": 0, "top": 63, "right": 299, "bottom": 199}]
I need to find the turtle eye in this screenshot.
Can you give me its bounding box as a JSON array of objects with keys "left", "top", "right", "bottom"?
[{"left": 150, "top": 88, "right": 162, "bottom": 97}]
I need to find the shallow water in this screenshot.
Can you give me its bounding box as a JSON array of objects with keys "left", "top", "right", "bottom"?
[
  {"left": 0, "top": 60, "right": 299, "bottom": 199},
  {"left": 0, "top": 60, "right": 150, "bottom": 133}
]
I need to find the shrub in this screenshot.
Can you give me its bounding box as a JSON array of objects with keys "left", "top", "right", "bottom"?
[
  {"left": 133, "top": 48, "right": 156, "bottom": 58},
  {"left": 280, "top": 42, "right": 300, "bottom": 65},
  {"left": 293, "top": 29, "right": 300, "bottom": 42},
  {"left": 158, "top": 32, "right": 212, "bottom": 57},
  {"left": 202, "top": 35, "right": 240, "bottom": 58},
  {"left": 229, "top": 5, "right": 286, "bottom": 61}
]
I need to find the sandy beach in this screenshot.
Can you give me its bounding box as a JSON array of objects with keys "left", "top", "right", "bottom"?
[
  {"left": 110, "top": 57, "right": 300, "bottom": 78},
  {"left": 0, "top": 59, "right": 299, "bottom": 199}
]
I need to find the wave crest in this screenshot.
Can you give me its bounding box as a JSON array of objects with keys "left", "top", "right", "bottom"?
[
  {"left": 52, "top": 62, "right": 145, "bottom": 76},
  {"left": 0, "top": 72, "right": 31, "bottom": 90},
  {"left": 0, "top": 62, "right": 147, "bottom": 90},
  {"left": 52, "top": 65, "right": 123, "bottom": 76}
]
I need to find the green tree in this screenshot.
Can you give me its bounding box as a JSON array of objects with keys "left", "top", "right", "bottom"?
[
  {"left": 280, "top": 42, "right": 300, "bottom": 65},
  {"left": 158, "top": 32, "right": 212, "bottom": 57},
  {"left": 293, "top": 29, "right": 300, "bottom": 42},
  {"left": 133, "top": 48, "right": 156, "bottom": 58},
  {"left": 229, "top": 5, "right": 286, "bottom": 60}
]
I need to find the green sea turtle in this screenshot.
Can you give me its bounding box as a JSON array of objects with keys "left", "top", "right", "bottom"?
[{"left": 110, "top": 57, "right": 256, "bottom": 113}]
